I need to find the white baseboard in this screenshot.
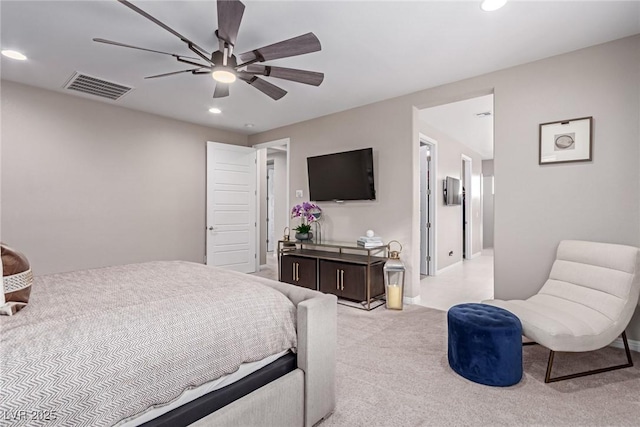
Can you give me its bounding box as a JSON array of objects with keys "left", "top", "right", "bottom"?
[
  {"left": 404, "top": 295, "right": 421, "bottom": 305},
  {"left": 436, "top": 261, "right": 462, "bottom": 275},
  {"left": 610, "top": 336, "right": 640, "bottom": 353},
  {"left": 469, "top": 252, "right": 482, "bottom": 259}
]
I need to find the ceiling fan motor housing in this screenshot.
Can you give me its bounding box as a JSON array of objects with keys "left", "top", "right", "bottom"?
[{"left": 212, "top": 50, "right": 237, "bottom": 68}]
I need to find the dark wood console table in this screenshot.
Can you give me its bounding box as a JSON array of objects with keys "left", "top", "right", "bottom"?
[{"left": 277, "top": 240, "right": 388, "bottom": 310}]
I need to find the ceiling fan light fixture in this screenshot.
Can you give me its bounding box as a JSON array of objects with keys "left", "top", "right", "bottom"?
[
  {"left": 212, "top": 67, "right": 237, "bottom": 83},
  {"left": 480, "top": 0, "right": 507, "bottom": 12}
]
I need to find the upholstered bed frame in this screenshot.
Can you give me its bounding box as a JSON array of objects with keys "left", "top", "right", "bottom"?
[{"left": 192, "top": 277, "right": 337, "bottom": 427}]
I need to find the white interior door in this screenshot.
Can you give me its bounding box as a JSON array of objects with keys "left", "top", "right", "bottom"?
[
  {"left": 206, "top": 142, "right": 257, "bottom": 273},
  {"left": 420, "top": 145, "right": 428, "bottom": 275},
  {"left": 420, "top": 138, "right": 437, "bottom": 276}
]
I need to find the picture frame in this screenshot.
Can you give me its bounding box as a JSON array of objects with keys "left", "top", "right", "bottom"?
[{"left": 539, "top": 116, "right": 593, "bottom": 165}]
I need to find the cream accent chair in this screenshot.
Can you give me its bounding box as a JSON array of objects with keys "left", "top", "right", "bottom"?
[{"left": 484, "top": 240, "right": 640, "bottom": 383}]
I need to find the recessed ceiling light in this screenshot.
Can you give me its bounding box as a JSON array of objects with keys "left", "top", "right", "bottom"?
[
  {"left": 480, "top": 0, "right": 507, "bottom": 12},
  {"left": 1, "top": 50, "right": 27, "bottom": 60},
  {"left": 208, "top": 107, "right": 222, "bottom": 114},
  {"left": 244, "top": 123, "right": 255, "bottom": 128}
]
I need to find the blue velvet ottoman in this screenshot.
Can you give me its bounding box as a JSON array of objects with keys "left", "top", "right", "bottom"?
[{"left": 447, "top": 303, "right": 523, "bottom": 387}]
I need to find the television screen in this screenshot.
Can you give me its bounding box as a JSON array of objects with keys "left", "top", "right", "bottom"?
[
  {"left": 307, "top": 148, "right": 376, "bottom": 201},
  {"left": 444, "top": 176, "right": 462, "bottom": 205}
]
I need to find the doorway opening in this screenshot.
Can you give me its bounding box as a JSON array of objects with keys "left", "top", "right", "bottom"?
[
  {"left": 416, "top": 93, "right": 494, "bottom": 311},
  {"left": 254, "top": 139, "right": 290, "bottom": 269},
  {"left": 205, "top": 139, "right": 289, "bottom": 274}
]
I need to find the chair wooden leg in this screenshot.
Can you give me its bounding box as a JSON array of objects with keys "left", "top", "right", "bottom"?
[{"left": 544, "top": 331, "right": 634, "bottom": 383}]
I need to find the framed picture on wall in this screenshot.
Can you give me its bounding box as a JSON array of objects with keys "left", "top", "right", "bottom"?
[{"left": 539, "top": 116, "right": 593, "bottom": 165}]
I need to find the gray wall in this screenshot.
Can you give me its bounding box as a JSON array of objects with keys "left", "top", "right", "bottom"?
[
  {"left": 482, "top": 159, "right": 494, "bottom": 176},
  {"left": 250, "top": 35, "right": 640, "bottom": 340},
  {"left": 250, "top": 98, "right": 417, "bottom": 294},
  {"left": 1, "top": 81, "right": 248, "bottom": 275},
  {"left": 482, "top": 160, "right": 494, "bottom": 249},
  {"left": 418, "top": 121, "right": 484, "bottom": 271}
]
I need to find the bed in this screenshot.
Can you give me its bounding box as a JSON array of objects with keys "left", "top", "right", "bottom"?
[{"left": 0, "top": 261, "right": 337, "bottom": 426}]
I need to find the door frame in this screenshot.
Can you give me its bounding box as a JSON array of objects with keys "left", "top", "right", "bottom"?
[
  {"left": 252, "top": 138, "right": 290, "bottom": 269},
  {"left": 461, "top": 154, "right": 473, "bottom": 260},
  {"left": 419, "top": 133, "right": 437, "bottom": 276}
]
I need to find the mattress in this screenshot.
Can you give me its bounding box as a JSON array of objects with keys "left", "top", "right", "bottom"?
[
  {"left": 0, "top": 261, "right": 298, "bottom": 426},
  {"left": 120, "top": 350, "right": 290, "bottom": 426}
]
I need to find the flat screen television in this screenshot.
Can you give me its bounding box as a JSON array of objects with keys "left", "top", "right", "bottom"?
[
  {"left": 444, "top": 176, "right": 462, "bottom": 205},
  {"left": 307, "top": 148, "right": 376, "bottom": 202}
]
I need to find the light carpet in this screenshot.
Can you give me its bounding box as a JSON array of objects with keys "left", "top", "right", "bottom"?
[
  {"left": 253, "top": 263, "right": 640, "bottom": 426},
  {"left": 323, "top": 304, "right": 640, "bottom": 426}
]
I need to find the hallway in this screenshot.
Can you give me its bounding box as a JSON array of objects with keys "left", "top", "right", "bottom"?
[{"left": 417, "top": 250, "right": 494, "bottom": 311}]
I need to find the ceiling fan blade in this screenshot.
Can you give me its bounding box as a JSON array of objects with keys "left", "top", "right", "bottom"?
[
  {"left": 213, "top": 83, "right": 230, "bottom": 98},
  {"left": 93, "top": 38, "right": 202, "bottom": 61},
  {"left": 250, "top": 78, "right": 287, "bottom": 100},
  {"left": 217, "top": 0, "right": 245, "bottom": 46},
  {"left": 238, "top": 33, "right": 321, "bottom": 63},
  {"left": 246, "top": 65, "right": 324, "bottom": 86},
  {"left": 117, "top": 0, "right": 209, "bottom": 54},
  {"left": 145, "top": 69, "right": 202, "bottom": 79},
  {"left": 238, "top": 73, "right": 286, "bottom": 100}
]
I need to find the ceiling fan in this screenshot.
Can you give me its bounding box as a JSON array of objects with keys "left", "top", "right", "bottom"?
[{"left": 94, "top": 0, "right": 323, "bottom": 100}]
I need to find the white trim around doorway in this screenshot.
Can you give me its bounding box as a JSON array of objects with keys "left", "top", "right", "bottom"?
[{"left": 252, "top": 138, "right": 291, "bottom": 270}]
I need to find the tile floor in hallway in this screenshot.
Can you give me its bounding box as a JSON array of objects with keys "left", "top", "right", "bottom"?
[{"left": 417, "top": 249, "right": 494, "bottom": 311}]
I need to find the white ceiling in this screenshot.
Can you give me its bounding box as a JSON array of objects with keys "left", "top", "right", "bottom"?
[
  {"left": 1, "top": 1, "right": 639, "bottom": 135},
  {"left": 419, "top": 94, "right": 494, "bottom": 159}
]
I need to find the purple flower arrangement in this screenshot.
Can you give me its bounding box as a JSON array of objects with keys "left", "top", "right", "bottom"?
[{"left": 291, "top": 202, "right": 322, "bottom": 234}]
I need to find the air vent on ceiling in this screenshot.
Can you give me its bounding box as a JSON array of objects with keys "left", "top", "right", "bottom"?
[{"left": 64, "top": 72, "right": 133, "bottom": 100}]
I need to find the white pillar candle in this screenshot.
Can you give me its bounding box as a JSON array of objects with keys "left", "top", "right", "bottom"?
[{"left": 386, "top": 284, "right": 403, "bottom": 310}]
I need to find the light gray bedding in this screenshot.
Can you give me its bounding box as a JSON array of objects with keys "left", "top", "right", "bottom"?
[{"left": 0, "top": 261, "right": 297, "bottom": 426}]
